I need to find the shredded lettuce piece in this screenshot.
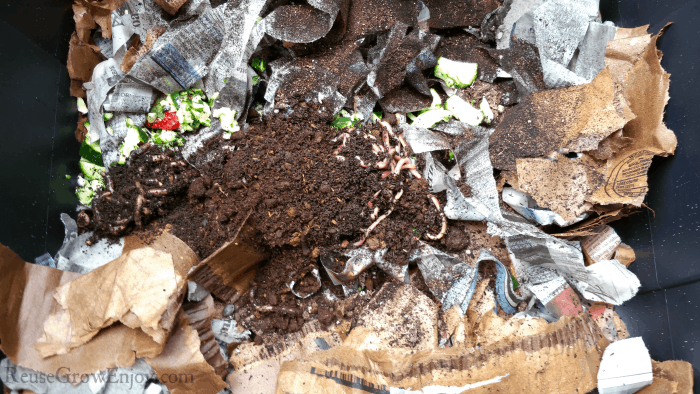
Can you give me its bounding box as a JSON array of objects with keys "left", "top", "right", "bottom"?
[
  {"left": 480, "top": 98, "right": 494, "bottom": 124},
  {"left": 251, "top": 58, "right": 266, "bottom": 73},
  {"left": 446, "top": 95, "right": 483, "bottom": 126},
  {"left": 411, "top": 108, "right": 453, "bottom": 128},
  {"left": 213, "top": 107, "right": 240, "bottom": 138},
  {"left": 434, "top": 57, "right": 478, "bottom": 89},
  {"left": 77, "top": 98, "right": 88, "bottom": 114}
]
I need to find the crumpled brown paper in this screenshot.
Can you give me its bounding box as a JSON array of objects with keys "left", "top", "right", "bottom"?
[
  {"left": 513, "top": 26, "right": 676, "bottom": 218},
  {"left": 490, "top": 67, "right": 635, "bottom": 172},
  {"left": 0, "top": 243, "right": 160, "bottom": 376},
  {"left": 516, "top": 152, "right": 603, "bottom": 222},
  {"left": 67, "top": 32, "right": 104, "bottom": 98},
  {"left": 589, "top": 25, "right": 677, "bottom": 206},
  {"left": 35, "top": 247, "right": 185, "bottom": 357}
]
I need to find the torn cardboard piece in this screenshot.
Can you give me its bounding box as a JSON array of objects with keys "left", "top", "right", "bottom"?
[
  {"left": 588, "top": 303, "right": 630, "bottom": 343},
  {"left": 515, "top": 153, "right": 602, "bottom": 222},
  {"left": 581, "top": 225, "right": 621, "bottom": 265},
  {"left": 182, "top": 295, "right": 229, "bottom": 379},
  {"left": 598, "top": 337, "right": 653, "bottom": 394},
  {"left": 228, "top": 320, "right": 342, "bottom": 394},
  {"left": 188, "top": 212, "right": 266, "bottom": 302},
  {"left": 154, "top": 0, "right": 188, "bottom": 15},
  {"left": 641, "top": 360, "right": 695, "bottom": 394},
  {"left": 277, "top": 313, "right": 609, "bottom": 394},
  {"left": 37, "top": 230, "right": 199, "bottom": 358},
  {"left": 490, "top": 67, "right": 635, "bottom": 171},
  {"left": 350, "top": 282, "right": 438, "bottom": 351},
  {"left": 502, "top": 186, "right": 589, "bottom": 226},
  {"left": 146, "top": 312, "right": 228, "bottom": 394}
]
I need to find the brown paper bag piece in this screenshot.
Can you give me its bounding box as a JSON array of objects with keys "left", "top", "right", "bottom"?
[
  {"left": 72, "top": 3, "right": 97, "bottom": 44},
  {"left": 188, "top": 213, "right": 266, "bottom": 302},
  {"left": 76, "top": 114, "right": 89, "bottom": 143},
  {"left": 228, "top": 320, "right": 342, "bottom": 394},
  {"left": 154, "top": 0, "right": 188, "bottom": 15},
  {"left": 0, "top": 244, "right": 161, "bottom": 377},
  {"left": 74, "top": 0, "right": 127, "bottom": 39},
  {"left": 121, "top": 26, "right": 167, "bottom": 73},
  {"left": 490, "top": 67, "right": 635, "bottom": 171},
  {"left": 588, "top": 129, "right": 633, "bottom": 161},
  {"left": 350, "top": 282, "right": 438, "bottom": 351},
  {"left": 590, "top": 26, "right": 677, "bottom": 206},
  {"left": 35, "top": 247, "right": 185, "bottom": 357},
  {"left": 277, "top": 313, "right": 609, "bottom": 394},
  {"left": 615, "top": 242, "right": 636, "bottom": 266},
  {"left": 182, "top": 295, "right": 229, "bottom": 379},
  {"left": 67, "top": 32, "right": 103, "bottom": 97},
  {"left": 146, "top": 313, "right": 228, "bottom": 394},
  {"left": 581, "top": 225, "right": 621, "bottom": 265},
  {"left": 516, "top": 152, "right": 604, "bottom": 222}
]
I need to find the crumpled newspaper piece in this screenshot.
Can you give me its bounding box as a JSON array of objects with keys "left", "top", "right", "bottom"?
[
  {"left": 410, "top": 242, "right": 523, "bottom": 314},
  {"left": 405, "top": 117, "right": 640, "bottom": 306}
]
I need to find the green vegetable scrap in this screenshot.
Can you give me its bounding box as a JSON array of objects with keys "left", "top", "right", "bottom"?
[
  {"left": 213, "top": 107, "right": 240, "bottom": 138},
  {"left": 251, "top": 58, "right": 266, "bottom": 73},
  {"left": 480, "top": 98, "right": 494, "bottom": 124},
  {"left": 446, "top": 95, "right": 483, "bottom": 126},
  {"left": 252, "top": 75, "right": 260, "bottom": 85},
  {"left": 371, "top": 111, "right": 383, "bottom": 124},
  {"left": 448, "top": 152, "right": 454, "bottom": 162},
  {"left": 147, "top": 88, "right": 212, "bottom": 133},
  {"left": 511, "top": 274, "right": 520, "bottom": 290},
  {"left": 151, "top": 129, "right": 184, "bottom": 149},
  {"left": 411, "top": 108, "right": 453, "bottom": 128},
  {"left": 118, "top": 117, "right": 149, "bottom": 165},
  {"left": 77, "top": 98, "right": 88, "bottom": 114},
  {"left": 103, "top": 113, "right": 114, "bottom": 121},
  {"left": 434, "top": 57, "right": 478, "bottom": 89},
  {"left": 84, "top": 121, "right": 91, "bottom": 132},
  {"left": 79, "top": 137, "right": 102, "bottom": 166},
  {"left": 208, "top": 92, "right": 219, "bottom": 108},
  {"left": 76, "top": 158, "right": 105, "bottom": 205},
  {"left": 331, "top": 110, "right": 363, "bottom": 129}
]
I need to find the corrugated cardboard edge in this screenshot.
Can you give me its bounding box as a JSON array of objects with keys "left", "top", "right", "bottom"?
[
  {"left": 188, "top": 211, "right": 266, "bottom": 303},
  {"left": 182, "top": 295, "right": 229, "bottom": 379},
  {"left": 277, "top": 313, "right": 609, "bottom": 394}
]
